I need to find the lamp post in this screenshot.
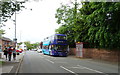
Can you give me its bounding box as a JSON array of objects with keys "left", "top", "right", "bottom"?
[
  {"left": 14, "top": 1, "right": 17, "bottom": 49},
  {"left": 15, "top": 11, "right": 17, "bottom": 49}
]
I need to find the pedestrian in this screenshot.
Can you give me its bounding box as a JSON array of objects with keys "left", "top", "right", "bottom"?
[
  {"left": 12, "top": 48, "right": 16, "bottom": 60},
  {"left": 3, "top": 48, "right": 8, "bottom": 60},
  {"left": 8, "top": 47, "right": 13, "bottom": 61}
]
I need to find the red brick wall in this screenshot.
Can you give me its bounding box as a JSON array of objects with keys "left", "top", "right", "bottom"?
[
  {"left": 69, "top": 48, "right": 76, "bottom": 55},
  {"left": 83, "top": 48, "right": 93, "bottom": 58},
  {"left": 83, "top": 48, "right": 119, "bottom": 62},
  {"left": 69, "top": 47, "right": 119, "bottom": 62}
]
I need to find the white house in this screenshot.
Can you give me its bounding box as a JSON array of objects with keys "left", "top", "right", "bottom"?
[{"left": 18, "top": 42, "right": 27, "bottom": 50}]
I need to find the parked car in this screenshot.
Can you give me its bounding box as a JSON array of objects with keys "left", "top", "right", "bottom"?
[
  {"left": 19, "top": 49, "right": 23, "bottom": 53},
  {"left": 31, "top": 49, "right": 37, "bottom": 51},
  {"left": 37, "top": 49, "right": 42, "bottom": 53},
  {"left": 16, "top": 50, "right": 20, "bottom": 55},
  {"left": 16, "top": 49, "right": 23, "bottom": 53}
]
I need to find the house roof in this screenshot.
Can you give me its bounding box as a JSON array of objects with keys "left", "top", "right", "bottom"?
[{"left": 0, "top": 37, "right": 12, "bottom": 41}]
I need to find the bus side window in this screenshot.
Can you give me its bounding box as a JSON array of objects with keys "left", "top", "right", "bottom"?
[
  {"left": 45, "top": 46, "right": 47, "bottom": 49},
  {"left": 54, "top": 35, "right": 57, "bottom": 39},
  {"left": 46, "top": 46, "right": 48, "bottom": 49},
  {"left": 47, "top": 46, "right": 48, "bottom": 49},
  {"left": 44, "top": 46, "right": 45, "bottom": 49},
  {"left": 51, "top": 45, "right": 54, "bottom": 50},
  {"left": 49, "top": 45, "right": 51, "bottom": 50},
  {"left": 52, "top": 36, "right": 54, "bottom": 40},
  {"left": 42, "top": 46, "right": 44, "bottom": 49}
]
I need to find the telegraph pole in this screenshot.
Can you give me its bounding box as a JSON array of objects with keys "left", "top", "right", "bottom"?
[{"left": 14, "top": 1, "right": 17, "bottom": 49}]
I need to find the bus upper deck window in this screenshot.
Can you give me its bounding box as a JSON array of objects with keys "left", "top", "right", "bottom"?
[{"left": 57, "top": 35, "right": 66, "bottom": 39}]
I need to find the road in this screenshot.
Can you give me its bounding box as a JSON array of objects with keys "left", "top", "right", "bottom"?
[{"left": 18, "top": 51, "right": 118, "bottom": 75}]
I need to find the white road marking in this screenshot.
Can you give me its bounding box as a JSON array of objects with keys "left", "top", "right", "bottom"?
[
  {"left": 68, "top": 67, "right": 85, "bottom": 69},
  {"left": 39, "top": 56, "right": 44, "bottom": 58},
  {"left": 38, "top": 55, "right": 44, "bottom": 58},
  {"left": 45, "top": 59, "right": 54, "bottom": 64},
  {"left": 55, "top": 62, "right": 67, "bottom": 63},
  {"left": 43, "top": 55, "right": 54, "bottom": 59},
  {"left": 49, "top": 57, "right": 56, "bottom": 59},
  {"left": 77, "top": 65, "right": 109, "bottom": 75},
  {"left": 50, "top": 57, "right": 56, "bottom": 59},
  {"left": 50, "top": 57, "right": 66, "bottom": 60},
  {"left": 37, "top": 53, "right": 44, "bottom": 58},
  {"left": 2, "top": 66, "right": 13, "bottom": 73},
  {"left": 9, "top": 66, "right": 14, "bottom": 73},
  {"left": 60, "top": 66, "right": 78, "bottom": 75}
]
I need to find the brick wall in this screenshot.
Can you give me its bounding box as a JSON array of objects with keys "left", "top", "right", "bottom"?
[
  {"left": 69, "top": 48, "right": 76, "bottom": 55},
  {"left": 69, "top": 48, "right": 119, "bottom": 62},
  {"left": 83, "top": 48, "right": 119, "bottom": 62},
  {"left": 83, "top": 48, "right": 93, "bottom": 58}
]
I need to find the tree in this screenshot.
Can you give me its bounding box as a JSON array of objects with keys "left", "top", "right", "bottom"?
[
  {"left": 32, "top": 42, "right": 40, "bottom": 49},
  {"left": 24, "top": 41, "right": 33, "bottom": 50},
  {"left": 0, "top": 0, "right": 26, "bottom": 26},
  {"left": 79, "top": 2, "right": 120, "bottom": 49},
  {"left": 0, "top": 0, "right": 42, "bottom": 36},
  {"left": 0, "top": 0, "right": 26, "bottom": 38},
  {"left": 55, "top": 2, "right": 120, "bottom": 49},
  {"left": 17, "top": 42, "right": 22, "bottom": 45},
  {"left": 55, "top": 2, "right": 80, "bottom": 48},
  {"left": 0, "top": 0, "right": 42, "bottom": 25},
  {"left": 0, "top": 29, "right": 5, "bottom": 38},
  {"left": 24, "top": 41, "right": 40, "bottom": 50}
]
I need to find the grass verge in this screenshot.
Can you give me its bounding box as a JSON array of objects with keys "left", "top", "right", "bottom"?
[
  {"left": 0, "top": 61, "right": 4, "bottom": 65},
  {"left": 0, "top": 61, "right": 3, "bottom": 65}
]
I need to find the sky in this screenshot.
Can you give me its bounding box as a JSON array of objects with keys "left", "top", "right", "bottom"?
[{"left": 2, "top": 0, "right": 75, "bottom": 43}]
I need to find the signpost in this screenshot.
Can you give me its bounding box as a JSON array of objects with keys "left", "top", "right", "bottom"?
[{"left": 13, "top": 38, "right": 17, "bottom": 48}]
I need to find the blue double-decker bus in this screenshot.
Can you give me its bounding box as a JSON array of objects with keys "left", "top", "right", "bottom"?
[{"left": 42, "top": 34, "right": 68, "bottom": 56}]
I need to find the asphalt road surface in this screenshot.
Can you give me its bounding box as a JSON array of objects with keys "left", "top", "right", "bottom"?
[{"left": 18, "top": 51, "right": 118, "bottom": 75}]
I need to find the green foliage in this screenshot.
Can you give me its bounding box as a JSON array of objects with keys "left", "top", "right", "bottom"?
[
  {"left": 55, "top": 2, "right": 120, "bottom": 49},
  {"left": 31, "top": 42, "right": 40, "bottom": 49},
  {"left": 55, "top": 4, "right": 74, "bottom": 26},
  {"left": 24, "top": 41, "right": 32, "bottom": 50},
  {"left": 0, "top": 61, "right": 3, "bottom": 65},
  {"left": 80, "top": 2, "right": 120, "bottom": 49},
  {"left": 24, "top": 41, "right": 39, "bottom": 50},
  {"left": 0, "top": 0, "right": 26, "bottom": 38},
  {"left": 0, "top": 0, "right": 26, "bottom": 27},
  {"left": 55, "top": 3, "right": 77, "bottom": 47},
  {"left": 0, "top": 29, "right": 5, "bottom": 38},
  {"left": 17, "top": 42, "right": 22, "bottom": 45}
]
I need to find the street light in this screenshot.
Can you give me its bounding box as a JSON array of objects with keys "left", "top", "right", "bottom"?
[
  {"left": 12, "top": 1, "right": 32, "bottom": 48},
  {"left": 13, "top": 1, "right": 17, "bottom": 49}
]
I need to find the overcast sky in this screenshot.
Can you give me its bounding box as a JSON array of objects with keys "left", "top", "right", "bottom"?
[{"left": 2, "top": 0, "right": 75, "bottom": 43}]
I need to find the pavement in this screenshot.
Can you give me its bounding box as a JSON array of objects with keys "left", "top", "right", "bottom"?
[{"left": 0, "top": 51, "right": 25, "bottom": 74}]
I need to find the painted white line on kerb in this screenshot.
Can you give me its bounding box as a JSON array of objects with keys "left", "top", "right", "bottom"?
[
  {"left": 9, "top": 66, "right": 14, "bottom": 73},
  {"left": 60, "top": 66, "right": 78, "bottom": 75},
  {"left": 45, "top": 59, "right": 54, "bottom": 64},
  {"left": 77, "top": 65, "right": 106, "bottom": 74}
]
